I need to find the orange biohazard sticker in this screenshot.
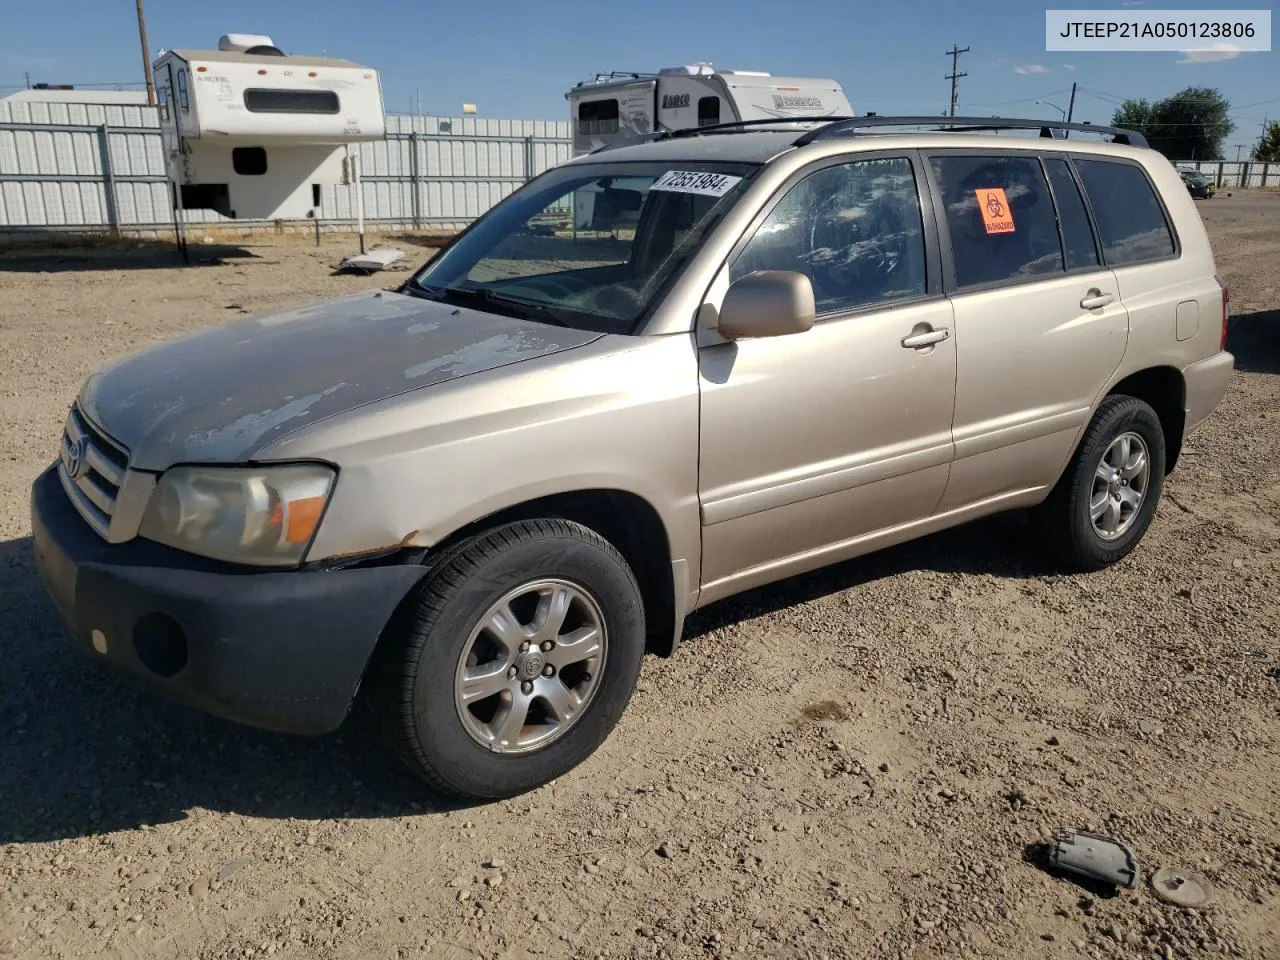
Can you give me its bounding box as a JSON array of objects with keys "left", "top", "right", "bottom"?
[{"left": 976, "top": 187, "right": 1015, "bottom": 234}]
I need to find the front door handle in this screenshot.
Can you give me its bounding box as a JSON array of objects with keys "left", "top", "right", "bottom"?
[
  {"left": 1080, "top": 289, "right": 1116, "bottom": 310},
  {"left": 901, "top": 327, "right": 951, "bottom": 349}
]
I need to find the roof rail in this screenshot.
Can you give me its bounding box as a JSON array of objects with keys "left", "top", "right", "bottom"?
[
  {"left": 583, "top": 115, "right": 1149, "bottom": 157},
  {"left": 586, "top": 116, "right": 855, "bottom": 154},
  {"left": 791, "top": 116, "right": 1149, "bottom": 148}
]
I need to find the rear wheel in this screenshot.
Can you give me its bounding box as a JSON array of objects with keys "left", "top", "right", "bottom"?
[
  {"left": 373, "top": 518, "right": 646, "bottom": 800},
  {"left": 1033, "top": 395, "right": 1166, "bottom": 572}
]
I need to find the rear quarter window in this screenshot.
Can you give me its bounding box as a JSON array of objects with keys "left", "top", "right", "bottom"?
[{"left": 1073, "top": 159, "right": 1176, "bottom": 266}]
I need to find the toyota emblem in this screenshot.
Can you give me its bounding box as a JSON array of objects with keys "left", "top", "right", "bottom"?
[{"left": 65, "top": 436, "right": 88, "bottom": 480}]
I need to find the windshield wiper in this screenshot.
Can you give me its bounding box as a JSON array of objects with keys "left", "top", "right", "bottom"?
[{"left": 434, "top": 286, "right": 571, "bottom": 327}]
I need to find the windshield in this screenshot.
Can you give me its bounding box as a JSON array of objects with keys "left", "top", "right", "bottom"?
[{"left": 406, "top": 160, "right": 759, "bottom": 334}]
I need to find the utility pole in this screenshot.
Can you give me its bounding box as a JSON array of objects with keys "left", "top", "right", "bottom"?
[
  {"left": 24, "top": 71, "right": 32, "bottom": 89},
  {"left": 1065, "top": 81, "right": 1077, "bottom": 137},
  {"left": 945, "top": 45, "right": 969, "bottom": 117},
  {"left": 135, "top": 0, "right": 157, "bottom": 106}
]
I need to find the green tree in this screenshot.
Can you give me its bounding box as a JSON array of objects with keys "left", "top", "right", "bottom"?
[
  {"left": 1111, "top": 87, "right": 1235, "bottom": 161},
  {"left": 1253, "top": 120, "right": 1280, "bottom": 162}
]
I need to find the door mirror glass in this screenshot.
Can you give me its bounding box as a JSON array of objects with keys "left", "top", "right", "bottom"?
[{"left": 717, "top": 270, "right": 816, "bottom": 340}]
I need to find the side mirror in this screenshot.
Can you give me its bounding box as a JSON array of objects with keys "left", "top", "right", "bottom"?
[{"left": 717, "top": 270, "right": 816, "bottom": 340}]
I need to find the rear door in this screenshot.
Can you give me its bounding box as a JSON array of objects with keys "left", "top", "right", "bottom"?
[{"left": 922, "top": 149, "right": 1129, "bottom": 511}]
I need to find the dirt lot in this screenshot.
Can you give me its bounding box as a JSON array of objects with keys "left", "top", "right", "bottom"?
[{"left": 1, "top": 198, "right": 1278, "bottom": 960}]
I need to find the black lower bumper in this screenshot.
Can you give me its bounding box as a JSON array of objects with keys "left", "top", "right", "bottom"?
[{"left": 30, "top": 464, "right": 426, "bottom": 735}]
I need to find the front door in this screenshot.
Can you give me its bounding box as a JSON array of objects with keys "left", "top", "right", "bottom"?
[{"left": 696, "top": 153, "right": 958, "bottom": 598}]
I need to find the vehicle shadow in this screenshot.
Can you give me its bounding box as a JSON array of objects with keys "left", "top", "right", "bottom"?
[
  {"left": 682, "top": 509, "right": 1052, "bottom": 639},
  {"left": 0, "top": 535, "right": 469, "bottom": 846},
  {"left": 1, "top": 509, "right": 1048, "bottom": 844},
  {"left": 1227, "top": 309, "right": 1280, "bottom": 375},
  {"left": 0, "top": 241, "right": 259, "bottom": 273}
]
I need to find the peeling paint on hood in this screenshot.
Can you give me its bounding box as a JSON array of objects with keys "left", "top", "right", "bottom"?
[{"left": 77, "top": 290, "right": 602, "bottom": 470}]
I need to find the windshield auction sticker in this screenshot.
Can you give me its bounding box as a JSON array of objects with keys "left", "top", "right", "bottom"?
[
  {"left": 1045, "top": 9, "right": 1271, "bottom": 51},
  {"left": 976, "top": 189, "right": 1016, "bottom": 235},
  {"left": 650, "top": 171, "right": 743, "bottom": 197}
]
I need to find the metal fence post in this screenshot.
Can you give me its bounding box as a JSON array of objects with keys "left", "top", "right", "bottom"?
[
  {"left": 409, "top": 131, "right": 422, "bottom": 231},
  {"left": 524, "top": 135, "right": 534, "bottom": 183},
  {"left": 97, "top": 123, "right": 120, "bottom": 237}
]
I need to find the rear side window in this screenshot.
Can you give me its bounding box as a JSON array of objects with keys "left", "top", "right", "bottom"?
[
  {"left": 930, "top": 155, "right": 1063, "bottom": 288},
  {"left": 1073, "top": 159, "right": 1176, "bottom": 265},
  {"left": 1043, "top": 158, "right": 1099, "bottom": 271}
]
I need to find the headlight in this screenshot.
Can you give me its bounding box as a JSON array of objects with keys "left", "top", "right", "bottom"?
[{"left": 139, "top": 463, "right": 336, "bottom": 566}]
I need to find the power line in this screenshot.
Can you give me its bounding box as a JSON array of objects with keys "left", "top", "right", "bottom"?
[
  {"left": 945, "top": 45, "right": 969, "bottom": 117},
  {"left": 1081, "top": 87, "right": 1280, "bottom": 112},
  {"left": 968, "top": 87, "right": 1074, "bottom": 107}
]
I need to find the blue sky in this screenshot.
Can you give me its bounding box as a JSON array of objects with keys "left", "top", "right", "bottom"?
[{"left": 1, "top": 0, "right": 1275, "bottom": 156}]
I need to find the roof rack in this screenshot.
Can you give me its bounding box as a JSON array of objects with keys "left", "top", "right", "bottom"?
[
  {"left": 587, "top": 116, "right": 854, "bottom": 154},
  {"left": 584, "top": 114, "right": 1148, "bottom": 157},
  {"left": 791, "top": 116, "right": 1149, "bottom": 148}
]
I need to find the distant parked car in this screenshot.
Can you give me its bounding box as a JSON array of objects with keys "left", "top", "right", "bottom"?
[{"left": 1179, "top": 169, "right": 1216, "bottom": 199}]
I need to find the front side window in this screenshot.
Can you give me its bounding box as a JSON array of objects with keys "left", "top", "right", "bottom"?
[
  {"left": 409, "top": 161, "right": 757, "bottom": 334},
  {"left": 578, "top": 99, "right": 620, "bottom": 136},
  {"left": 930, "top": 154, "right": 1064, "bottom": 288},
  {"left": 730, "top": 157, "right": 927, "bottom": 315},
  {"left": 1073, "top": 158, "right": 1176, "bottom": 266},
  {"left": 176, "top": 70, "right": 189, "bottom": 111}
]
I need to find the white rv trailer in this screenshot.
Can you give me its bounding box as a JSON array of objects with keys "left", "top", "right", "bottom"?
[
  {"left": 565, "top": 63, "right": 853, "bottom": 156},
  {"left": 153, "top": 34, "right": 385, "bottom": 221}
]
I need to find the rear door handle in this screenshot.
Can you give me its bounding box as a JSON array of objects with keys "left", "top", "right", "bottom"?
[
  {"left": 901, "top": 327, "right": 951, "bottom": 349},
  {"left": 1080, "top": 289, "right": 1116, "bottom": 310}
]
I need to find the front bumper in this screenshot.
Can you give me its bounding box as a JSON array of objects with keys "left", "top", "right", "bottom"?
[{"left": 30, "top": 464, "right": 426, "bottom": 735}]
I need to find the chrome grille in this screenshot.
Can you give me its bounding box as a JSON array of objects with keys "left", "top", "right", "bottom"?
[{"left": 57, "top": 405, "right": 130, "bottom": 539}]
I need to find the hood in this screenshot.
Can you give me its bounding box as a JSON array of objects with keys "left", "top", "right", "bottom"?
[{"left": 78, "top": 289, "right": 602, "bottom": 470}]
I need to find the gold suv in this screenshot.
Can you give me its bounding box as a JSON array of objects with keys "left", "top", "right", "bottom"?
[{"left": 31, "top": 117, "right": 1235, "bottom": 799}]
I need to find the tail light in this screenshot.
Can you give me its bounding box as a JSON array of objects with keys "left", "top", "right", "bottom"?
[{"left": 1214, "top": 274, "right": 1229, "bottom": 350}]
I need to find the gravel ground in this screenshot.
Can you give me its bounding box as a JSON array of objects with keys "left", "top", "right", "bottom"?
[{"left": 0, "top": 198, "right": 1277, "bottom": 960}]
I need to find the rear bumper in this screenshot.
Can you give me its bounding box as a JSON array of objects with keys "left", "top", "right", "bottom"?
[
  {"left": 30, "top": 464, "right": 426, "bottom": 735},
  {"left": 1182, "top": 350, "right": 1235, "bottom": 435}
]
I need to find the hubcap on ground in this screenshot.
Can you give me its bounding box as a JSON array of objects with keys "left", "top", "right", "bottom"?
[
  {"left": 454, "top": 579, "right": 607, "bottom": 754},
  {"left": 1089, "top": 431, "right": 1150, "bottom": 541}
]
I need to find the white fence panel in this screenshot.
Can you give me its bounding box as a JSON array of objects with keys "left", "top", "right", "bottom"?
[{"left": 2, "top": 105, "right": 575, "bottom": 233}]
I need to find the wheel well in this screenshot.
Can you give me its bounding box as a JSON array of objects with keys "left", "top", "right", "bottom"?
[
  {"left": 1107, "top": 367, "right": 1186, "bottom": 473},
  {"left": 432, "top": 490, "right": 678, "bottom": 657}
]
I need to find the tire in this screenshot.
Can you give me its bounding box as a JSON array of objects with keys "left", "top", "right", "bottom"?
[
  {"left": 1033, "top": 395, "right": 1166, "bottom": 572},
  {"left": 372, "top": 518, "right": 646, "bottom": 800}
]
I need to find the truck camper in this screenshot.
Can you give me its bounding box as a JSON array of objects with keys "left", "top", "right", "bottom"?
[{"left": 153, "top": 34, "right": 384, "bottom": 221}]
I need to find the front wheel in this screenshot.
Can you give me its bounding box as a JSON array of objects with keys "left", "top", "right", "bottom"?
[
  {"left": 373, "top": 518, "right": 646, "bottom": 800},
  {"left": 1033, "top": 395, "right": 1166, "bottom": 572}
]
